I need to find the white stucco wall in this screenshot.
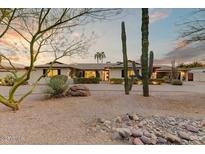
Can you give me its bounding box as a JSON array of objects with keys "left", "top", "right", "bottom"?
[
  {"left": 29, "top": 68, "right": 71, "bottom": 84},
  {"left": 189, "top": 69, "right": 205, "bottom": 82},
  {"left": 109, "top": 68, "right": 142, "bottom": 79},
  {"left": 0, "top": 70, "right": 26, "bottom": 79},
  {"left": 109, "top": 69, "right": 122, "bottom": 79}
]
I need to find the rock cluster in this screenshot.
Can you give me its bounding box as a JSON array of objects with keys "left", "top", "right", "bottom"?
[
  {"left": 93, "top": 114, "right": 205, "bottom": 145},
  {"left": 66, "top": 85, "right": 91, "bottom": 97}
]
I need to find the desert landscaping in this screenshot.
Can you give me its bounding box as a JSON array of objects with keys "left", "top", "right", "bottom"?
[
  {"left": 0, "top": 83, "right": 205, "bottom": 144},
  {"left": 0, "top": 8, "right": 205, "bottom": 146}
]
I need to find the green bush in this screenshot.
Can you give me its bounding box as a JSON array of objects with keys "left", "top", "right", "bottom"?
[
  {"left": 110, "top": 78, "right": 124, "bottom": 84},
  {"left": 171, "top": 79, "right": 183, "bottom": 86},
  {"left": 149, "top": 79, "right": 164, "bottom": 85},
  {"left": 0, "top": 74, "right": 16, "bottom": 86},
  {"left": 44, "top": 75, "right": 68, "bottom": 98},
  {"left": 131, "top": 78, "right": 140, "bottom": 84},
  {"left": 163, "top": 76, "right": 171, "bottom": 83},
  {"left": 51, "top": 75, "right": 68, "bottom": 83},
  {"left": 74, "top": 77, "right": 101, "bottom": 84}
]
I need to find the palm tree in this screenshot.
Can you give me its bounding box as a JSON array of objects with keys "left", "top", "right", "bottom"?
[
  {"left": 94, "top": 52, "right": 106, "bottom": 63},
  {"left": 94, "top": 52, "right": 101, "bottom": 63},
  {"left": 100, "top": 52, "right": 106, "bottom": 63}
]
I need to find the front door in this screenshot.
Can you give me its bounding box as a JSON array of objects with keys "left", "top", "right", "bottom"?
[
  {"left": 188, "top": 73, "right": 193, "bottom": 81},
  {"left": 102, "top": 70, "right": 109, "bottom": 81}
]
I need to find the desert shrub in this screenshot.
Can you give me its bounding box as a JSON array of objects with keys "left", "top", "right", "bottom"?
[
  {"left": 0, "top": 74, "right": 16, "bottom": 86},
  {"left": 110, "top": 78, "right": 124, "bottom": 84},
  {"left": 51, "top": 75, "right": 68, "bottom": 83},
  {"left": 171, "top": 79, "right": 183, "bottom": 86},
  {"left": 154, "top": 78, "right": 165, "bottom": 83},
  {"left": 163, "top": 76, "right": 171, "bottom": 83},
  {"left": 73, "top": 77, "right": 101, "bottom": 84},
  {"left": 44, "top": 75, "right": 68, "bottom": 98},
  {"left": 149, "top": 79, "right": 164, "bottom": 85},
  {"left": 131, "top": 78, "right": 140, "bottom": 84}
]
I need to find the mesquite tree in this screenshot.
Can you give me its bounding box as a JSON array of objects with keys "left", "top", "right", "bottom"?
[
  {"left": 179, "top": 9, "right": 205, "bottom": 43},
  {"left": 121, "top": 21, "right": 129, "bottom": 95},
  {"left": 141, "top": 8, "right": 150, "bottom": 97},
  {"left": 0, "top": 8, "right": 122, "bottom": 111},
  {"left": 0, "top": 8, "right": 17, "bottom": 38}
]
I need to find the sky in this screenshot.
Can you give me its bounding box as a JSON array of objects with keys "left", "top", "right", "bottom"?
[{"left": 1, "top": 8, "right": 205, "bottom": 66}]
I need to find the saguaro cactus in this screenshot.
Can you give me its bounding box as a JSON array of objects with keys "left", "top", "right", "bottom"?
[
  {"left": 141, "top": 8, "right": 149, "bottom": 97},
  {"left": 121, "top": 21, "right": 129, "bottom": 95},
  {"left": 121, "top": 9, "right": 153, "bottom": 96},
  {"left": 132, "top": 51, "right": 154, "bottom": 80}
]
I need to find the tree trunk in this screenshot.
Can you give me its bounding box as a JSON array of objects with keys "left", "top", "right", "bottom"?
[
  {"left": 141, "top": 8, "right": 149, "bottom": 97},
  {"left": 0, "top": 97, "right": 19, "bottom": 111}
]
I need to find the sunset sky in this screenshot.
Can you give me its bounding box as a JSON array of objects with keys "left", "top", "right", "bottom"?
[{"left": 1, "top": 8, "right": 205, "bottom": 66}]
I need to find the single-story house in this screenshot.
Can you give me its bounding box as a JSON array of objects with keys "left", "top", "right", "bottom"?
[
  {"left": 27, "top": 61, "right": 71, "bottom": 84},
  {"left": 155, "top": 66, "right": 188, "bottom": 81},
  {"left": 67, "top": 63, "right": 109, "bottom": 81},
  {"left": 67, "top": 61, "right": 142, "bottom": 81},
  {"left": 0, "top": 62, "right": 26, "bottom": 79},
  {"left": 188, "top": 67, "right": 205, "bottom": 82},
  {"left": 1, "top": 60, "right": 205, "bottom": 84}
]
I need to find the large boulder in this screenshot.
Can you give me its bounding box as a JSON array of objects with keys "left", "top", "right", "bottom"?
[
  {"left": 67, "top": 85, "right": 91, "bottom": 97},
  {"left": 70, "top": 85, "right": 89, "bottom": 91}
]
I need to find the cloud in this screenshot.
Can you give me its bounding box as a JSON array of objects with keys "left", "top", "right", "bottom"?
[
  {"left": 176, "top": 40, "right": 190, "bottom": 48},
  {"left": 149, "top": 9, "right": 171, "bottom": 23},
  {"left": 0, "top": 39, "right": 17, "bottom": 49},
  {"left": 159, "top": 41, "right": 205, "bottom": 64}
]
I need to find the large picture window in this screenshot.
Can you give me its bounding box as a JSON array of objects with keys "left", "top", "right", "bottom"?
[
  {"left": 43, "top": 69, "right": 61, "bottom": 77},
  {"left": 85, "top": 71, "right": 96, "bottom": 78},
  {"left": 128, "top": 70, "right": 134, "bottom": 77},
  {"left": 122, "top": 70, "right": 135, "bottom": 77}
]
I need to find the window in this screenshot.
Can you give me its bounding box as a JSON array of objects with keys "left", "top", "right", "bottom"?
[
  {"left": 85, "top": 71, "right": 96, "bottom": 78},
  {"left": 43, "top": 69, "right": 60, "bottom": 77},
  {"left": 121, "top": 70, "right": 124, "bottom": 77},
  {"left": 121, "top": 70, "right": 135, "bottom": 77},
  {"left": 128, "top": 70, "right": 134, "bottom": 77}
]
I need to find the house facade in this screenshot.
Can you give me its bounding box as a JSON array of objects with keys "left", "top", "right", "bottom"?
[
  {"left": 0, "top": 62, "right": 26, "bottom": 79},
  {"left": 188, "top": 67, "right": 205, "bottom": 82},
  {"left": 28, "top": 62, "right": 71, "bottom": 84},
  {"left": 67, "top": 62, "right": 142, "bottom": 81},
  {"left": 1, "top": 61, "right": 205, "bottom": 84},
  {"left": 154, "top": 66, "right": 188, "bottom": 81}
]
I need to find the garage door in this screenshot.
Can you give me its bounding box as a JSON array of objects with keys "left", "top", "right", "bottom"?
[
  {"left": 199, "top": 72, "right": 205, "bottom": 81},
  {"left": 193, "top": 72, "right": 205, "bottom": 81}
]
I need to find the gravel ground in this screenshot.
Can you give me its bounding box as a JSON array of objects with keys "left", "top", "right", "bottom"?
[{"left": 0, "top": 83, "right": 205, "bottom": 144}]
